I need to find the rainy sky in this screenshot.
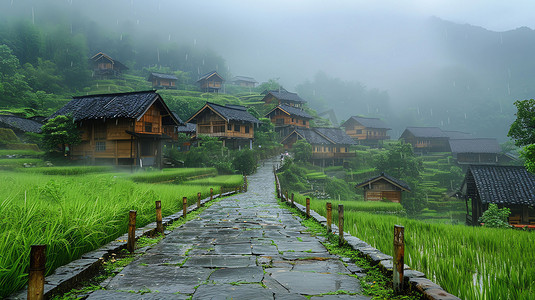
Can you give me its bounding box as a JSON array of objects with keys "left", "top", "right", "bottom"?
[{"left": 3, "top": 0, "right": 535, "bottom": 90}]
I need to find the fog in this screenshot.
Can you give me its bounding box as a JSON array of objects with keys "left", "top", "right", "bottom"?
[{"left": 2, "top": 0, "right": 535, "bottom": 139}]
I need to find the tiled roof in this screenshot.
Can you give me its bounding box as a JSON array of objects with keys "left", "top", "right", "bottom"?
[
  {"left": 403, "top": 127, "right": 448, "bottom": 138},
  {"left": 176, "top": 123, "right": 196, "bottom": 133},
  {"left": 449, "top": 138, "right": 501, "bottom": 154},
  {"left": 468, "top": 165, "right": 535, "bottom": 205},
  {"left": 346, "top": 116, "right": 390, "bottom": 129},
  {"left": 294, "top": 128, "right": 331, "bottom": 145},
  {"left": 266, "top": 105, "right": 313, "bottom": 119},
  {"left": 443, "top": 131, "right": 472, "bottom": 139},
  {"left": 188, "top": 102, "right": 260, "bottom": 124},
  {"left": 50, "top": 91, "right": 181, "bottom": 125},
  {"left": 314, "top": 127, "right": 356, "bottom": 145},
  {"left": 197, "top": 71, "right": 223, "bottom": 82},
  {"left": 149, "top": 73, "right": 178, "bottom": 80},
  {"left": 356, "top": 172, "right": 411, "bottom": 191},
  {"left": 90, "top": 52, "right": 128, "bottom": 70},
  {"left": 264, "top": 90, "right": 306, "bottom": 104},
  {"left": 0, "top": 115, "right": 42, "bottom": 133}
]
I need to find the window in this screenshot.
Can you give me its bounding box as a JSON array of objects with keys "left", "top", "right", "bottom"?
[
  {"left": 145, "top": 122, "right": 152, "bottom": 132},
  {"left": 356, "top": 129, "right": 362, "bottom": 134},
  {"left": 234, "top": 124, "right": 241, "bottom": 132},
  {"left": 96, "top": 141, "right": 106, "bottom": 152},
  {"left": 291, "top": 118, "right": 295, "bottom": 123},
  {"left": 228, "top": 123, "right": 232, "bottom": 131},
  {"left": 302, "top": 120, "right": 306, "bottom": 125},
  {"left": 245, "top": 126, "right": 250, "bottom": 133}
]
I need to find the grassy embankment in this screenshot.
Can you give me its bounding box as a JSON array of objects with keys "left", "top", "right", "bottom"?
[{"left": 0, "top": 166, "right": 243, "bottom": 298}]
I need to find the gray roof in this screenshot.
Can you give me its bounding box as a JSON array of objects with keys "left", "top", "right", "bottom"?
[
  {"left": 467, "top": 165, "right": 535, "bottom": 205},
  {"left": 266, "top": 105, "right": 313, "bottom": 119},
  {"left": 294, "top": 128, "right": 331, "bottom": 144},
  {"left": 314, "top": 127, "right": 356, "bottom": 145},
  {"left": 443, "top": 131, "right": 473, "bottom": 139},
  {"left": 148, "top": 73, "right": 178, "bottom": 80},
  {"left": 176, "top": 123, "right": 196, "bottom": 133},
  {"left": 50, "top": 91, "right": 182, "bottom": 125},
  {"left": 345, "top": 116, "right": 390, "bottom": 129},
  {"left": 188, "top": 102, "right": 260, "bottom": 124},
  {"left": 231, "top": 76, "right": 257, "bottom": 83},
  {"left": 0, "top": 115, "right": 42, "bottom": 133},
  {"left": 403, "top": 127, "right": 448, "bottom": 138},
  {"left": 264, "top": 90, "right": 306, "bottom": 104},
  {"left": 449, "top": 138, "right": 501, "bottom": 154},
  {"left": 197, "top": 71, "right": 223, "bottom": 82},
  {"left": 356, "top": 172, "right": 411, "bottom": 191}
]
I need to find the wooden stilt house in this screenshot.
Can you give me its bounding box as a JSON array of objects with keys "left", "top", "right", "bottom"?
[
  {"left": 197, "top": 71, "right": 224, "bottom": 93},
  {"left": 49, "top": 90, "right": 182, "bottom": 168},
  {"left": 356, "top": 173, "right": 411, "bottom": 203},
  {"left": 148, "top": 73, "right": 178, "bottom": 90},
  {"left": 89, "top": 52, "right": 128, "bottom": 78},
  {"left": 341, "top": 116, "right": 390, "bottom": 146}
]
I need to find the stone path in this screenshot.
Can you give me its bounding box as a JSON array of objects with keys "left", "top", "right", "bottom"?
[{"left": 88, "top": 159, "right": 371, "bottom": 300}]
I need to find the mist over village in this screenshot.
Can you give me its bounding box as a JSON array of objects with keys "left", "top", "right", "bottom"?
[{"left": 1, "top": 1, "right": 534, "bottom": 299}]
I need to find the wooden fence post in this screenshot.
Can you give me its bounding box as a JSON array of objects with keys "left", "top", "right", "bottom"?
[
  {"left": 210, "top": 188, "right": 213, "bottom": 201},
  {"left": 127, "top": 210, "right": 137, "bottom": 253},
  {"left": 221, "top": 186, "right": 224, "bottom": 195},
  {"left": 27, "top": 244, "right": 46, "bottom": 300},
  {"left": 326, "top": 202, "right": 332, "bottom": 233},
  {"left": 393, "top": 225, "right": 405, "bottom": 294},
  {"left": 182, "top": 197, "right": 187, "bottom": 218},
  {"left": 244, "top": 175, "right": 248, "bottom": 192},
  {"left": 197, "top": 192, "right": 201, "bottom": 208},
  {"left": 306, "top": 197, "right": 310, "bottom": 218},
  {"left": 291, "top": 193, "right": 294, "bottom": 205},
  {"left": 155, "top": 201, "right": 163, "bottom": 235},
  {"left": 338, "top": 205, "right": 344, "bottom": 246}
]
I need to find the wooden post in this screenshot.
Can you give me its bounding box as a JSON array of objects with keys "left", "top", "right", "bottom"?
[
  {"left": 285, "top": 191, "right": 289, "bottom": 202},
  {"left": 291, "top": 193, "right": 294, "bottom": 204},
  {"left": 197, "top": 192, "right": 201, "bottom": 208},
  {"left": 306, "top": 197, "right": 310, "bottom": 218},
  {"left": 182, "top": 197, "right": 187, "bottom": 218},
  {"left": 210, "top": 188, "right": 213, "bottom": 200},
  {"left": 326, "top": 202, "right": 332, "bottom": 233},
  {"left": 27, "top": 244, "right": 46, "bottom": 300},
  {"left": 221, "top": 186, "right": 224, "bottom": 195},
  {"left": 127, "top": 210, "right": 136, "bottom": 253},
  {"left": 338, "top": 205, "right": 344, "bottom": 245},
  {"left": 244, "top": 175, "right": 248, "bottom": 192},
  {"left": 393, "top": 225, "right": 405, "bottom": 294},
  {"left": 155, "top": 201, "right": 163, "bottom": 235}
]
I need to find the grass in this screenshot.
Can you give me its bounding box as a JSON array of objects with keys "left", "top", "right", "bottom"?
[
  {"left": 0, "top": 158, "right": 44, "bottom": 168},
  {"left": 0, "top": 149, "right": 44, "bottom": 157},
  {"left": 0, "top": 168, "right": 223, "bottom": 298},
  {"left": 182, "top": 175, "right": 243, "bottom": 188},
  {"left": 21, "top": 166, "right": 114, "bottom": 175},
  {"left": 128, "top": 167, "right": 217, "bottom": 183},
  {"left": 290, "top": 193, "right": 535, "bottom": 300}
]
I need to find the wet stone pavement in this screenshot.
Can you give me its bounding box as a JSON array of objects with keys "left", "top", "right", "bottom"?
[{"left": 88, "top": 159, "right": 371, "bottom": 300}]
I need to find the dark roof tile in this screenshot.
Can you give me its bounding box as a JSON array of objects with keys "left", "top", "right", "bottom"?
[
  {"left": 404, "top": 127, "right": 448, "bottom": 138},
  {"left": 356, "top": 172, "right": 411, "bottom": 191},
  {"left": 449, "top": 138, "right": 501, "bottom": 154},
  {"left": 346, "top": 116, "right": 390, "bottom": 129},
  {"left": 0, "top": 115, "right": 42, "bottom": 133}
]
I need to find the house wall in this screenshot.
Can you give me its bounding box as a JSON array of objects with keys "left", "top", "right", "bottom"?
[
  {"left": 362, "top": 180, "right": 402, "bottom": 202},
  {"left": 152, "top": 78, "right": 176, "bottom": 88},
  {"left": 269, "top": 112, "right": 309, "bottom": 128},
  {"left": 457, "top": 153, "right": 498, "bottom": 164},
  {"left": 195, "top": 110, "right": 254, "bottom": 139},
  {"left": 345, "top": 124, "right": 388, "bottom": 141}
]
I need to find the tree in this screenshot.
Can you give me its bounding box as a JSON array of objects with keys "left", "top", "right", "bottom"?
[
  {"left": 508, "top": 99, "right": 535, "bottom": 172},
  {"left": 41, "top": 115, "right": 80, "bottom": 154},
  {"left": 232, "top": 149, "right": 257, "bottom": 175},
  {"left": 374, "top": 142, "right": 422, "bottom": 179},
  {"left": 0, "top": 44, "right": 31, "bottom": 107},
  {"left": 292, "top": 140, "right": 312, "bottom": 162}
]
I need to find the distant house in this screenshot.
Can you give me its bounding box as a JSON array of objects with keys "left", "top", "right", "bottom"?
[
  {"left": 50, "top": 90, "right": 182, "bottom": 168},
  {"left": 148, "top": 73, "right": 178, "bottom": 90},
  {"left": 197, "top": 71, "right": 224, "bottom": 93},
  {"left": 443, "top": 131, "right": 472, "bottom": 139},
  {"left": 231, "top": 76, "right": 257, "bottom": 87},
  {"left": 0, "top": 114, "right": 42, "bottom": 136},
  {"left": 356, "top": 173, "right": 411, "bottom": 203},
  {"left": 281, "top": 127, "right": 355, "bottom": 165},
  {"left": 399, "top": 127, "right": 450, "bottom": 152},
  {"left": 261, "top": 90, "right": 307, "bottom": 108},
  {"left": 460, "top": 165, "right": 535, "bottom": 226},
  {"left": 265, "top": 105, "right": 313, "bottom": 137},
  {"left": 449, "top": 138, "right": 501, "bottom": 165},
  {"left": 89, "top": 52, "right": 128, "bottom": 78},
  {"left": 341, "top": 116, "right": 390, "bottom": 146},
  {"left": 186, "top": 102, "right": 260, "bottom": 149}
]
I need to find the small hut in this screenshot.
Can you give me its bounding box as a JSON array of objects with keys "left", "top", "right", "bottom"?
[{"left": 356, "top": 173, "right": 411, "bottom": 203}]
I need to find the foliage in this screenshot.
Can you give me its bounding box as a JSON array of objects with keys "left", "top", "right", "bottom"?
[
  {"left": 41, "top": 115, "right": 81, "bottom": 153},
  {"left": 478, "top": 204, "right": 512, "bottom": 228},
  {"left": 182, "top": 175, "right": 243, "bottom": 188},
  {"left": 292, "top": 139, "right": 312, "bottom": 162},
  {"left": 129, "top": 168, "right": 217, "bottom": 183},
  {"left": 0, "top": 128, "right": 19, "bottom": 145},
  {"left": 324, "top": 176, "right": 355, "bottom": 201},
  {"left": 508, "top": 99, "right": 535, "bottom": 172},
  {"left": 232, "top": 149, "right": 257, "bottom": 175}
]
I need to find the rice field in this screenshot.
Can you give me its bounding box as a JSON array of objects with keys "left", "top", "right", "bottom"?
[
  {"left": 0, "top": 168, "right": 239, "bottom": 298},
  {"left": 291, "top": 195, "right": 535, "bottom": 299}
]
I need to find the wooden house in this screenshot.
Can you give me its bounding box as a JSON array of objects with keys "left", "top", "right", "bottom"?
[
  {"left": 265, "top": 104, "right": 313, "bottom": 137},
  {"left": 341, "top": 116, "right": 390, "bottom": 146},
  {"left": 449, "top": 138, "right": 501, "bottom": 165},
  {"left": 231, "top": 76, "right": 257, "bottom": 87},
  {"left": 197, "top": 71, "right": 224, "bottom": 93},
  {"left": 399, "top": 127, "right": 450, "bottom": 153},
  {"left": 261, "top": 90, "right": 307, "bottom": 108},
  {"left": 356, "top": 173, "right": 411, "bottom": 203},
  {"left": 460, "top": 165, "right": 535, "bottom": 226},
  {"left": 281, "top": 127, "right": 355, "bottom": 165},
  {"left": 89, "top": 52, "right": 128, "bottom": 78},
  {"left": 148, "top": 73, "right": 178, "bottom": 90},
  {"left": 186, "top": 102, "right": 260, "bottom": 149},
  {"left": 50, "top": 91, "right": 182, "bottom": 168}
]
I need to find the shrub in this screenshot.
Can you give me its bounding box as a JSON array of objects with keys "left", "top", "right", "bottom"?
[
  {"left": 0, "top": 128, "right": 19, "bottom": 145},
  {"left": 478, "top": 203, "right": 512, "bottom": 228},
  {"left": 232, "top": 149, "right": 257, "bottom": 175}
]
